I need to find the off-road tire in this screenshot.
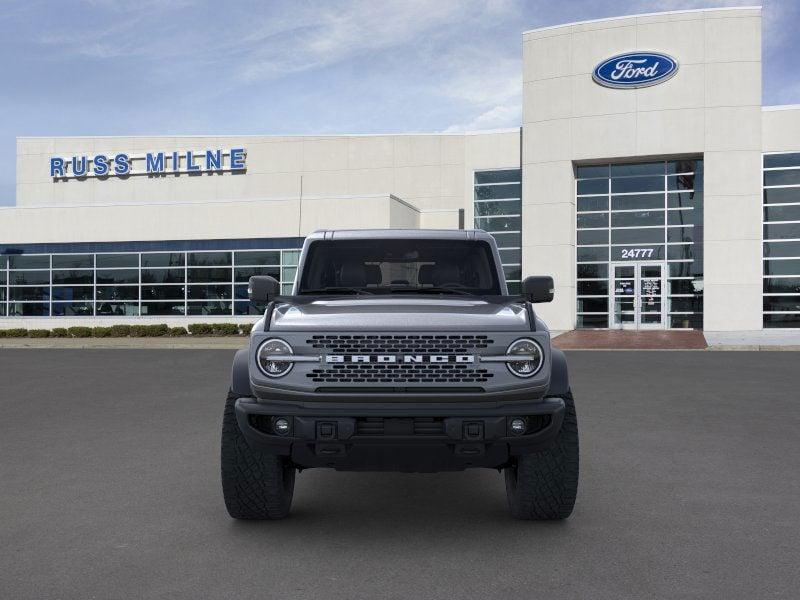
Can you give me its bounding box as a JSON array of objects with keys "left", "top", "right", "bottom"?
[
  {"left": 504, "top": 390, "right": 579, "bottom": 520},
  {"left": 221, "top": 390, "right": 295, "bottom": 519}
]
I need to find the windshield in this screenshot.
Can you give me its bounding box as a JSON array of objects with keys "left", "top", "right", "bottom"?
[{"left": 297, "top": 239, "right": 502, "bottom": 296}]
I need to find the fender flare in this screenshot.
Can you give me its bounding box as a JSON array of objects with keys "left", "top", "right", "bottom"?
[
  {"left": 230, "top": 348, "right": 253, "bottom": 397},
  {"left": 547, "top": 347, "right": 570, "bottom": 397}
]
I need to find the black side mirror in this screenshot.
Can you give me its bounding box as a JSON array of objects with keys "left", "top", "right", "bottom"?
[
  {"left": 521, "top": 276, "right": 554, "bottom": 303},
  {"left": 248, "top": 276, "right": 281, "bottom": 302}
]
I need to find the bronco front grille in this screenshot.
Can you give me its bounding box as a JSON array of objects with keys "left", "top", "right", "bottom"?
[
  {"left": 308, "top": 363, "right": 493, "bottom": 384},
  {"left": 306, "top": 334, "right": 493, "bottom": 354}
]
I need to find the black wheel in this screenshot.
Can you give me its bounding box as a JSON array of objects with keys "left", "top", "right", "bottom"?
[
  {"left": 504, "top": 390, "right": 579, "bottom": 520},
  {"left": 221, "top": 390, "right": 295, "bottom": 519}
]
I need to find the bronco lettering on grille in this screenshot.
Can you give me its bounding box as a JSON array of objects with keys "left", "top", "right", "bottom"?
[{"left": 325, "top": 354, "right": 475, "bottom": 364}]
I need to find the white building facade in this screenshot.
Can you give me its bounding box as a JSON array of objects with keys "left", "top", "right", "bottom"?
[{"left": 2, "top": 6, "right": 800, "bottom": 332}]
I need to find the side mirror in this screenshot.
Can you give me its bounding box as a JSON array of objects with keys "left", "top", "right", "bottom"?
[
  {"left": 248, "top": 276, "right": 281, "bottom": 302},
  {"left": 521, "top": 276, "right": 554, "bottom": 303}
]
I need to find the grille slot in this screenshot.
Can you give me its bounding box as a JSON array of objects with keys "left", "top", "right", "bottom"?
[
  {"left": 306, "top": 335, "right": 495, "bottom": 384},
  {"left": 355, "top": 417, "right": 446, "bottom": 436}
]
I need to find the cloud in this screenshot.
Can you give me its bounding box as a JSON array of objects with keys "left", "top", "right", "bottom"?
[{"left": 442, "top": 103, "right": 521, "bottom": 132}]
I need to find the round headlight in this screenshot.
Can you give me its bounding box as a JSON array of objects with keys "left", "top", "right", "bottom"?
[
  {"left": 257, "top": 338, "right": 293, "bottom": 378},
  {"left": 506, "top": 338, "right": 544, "bottom": 378}
]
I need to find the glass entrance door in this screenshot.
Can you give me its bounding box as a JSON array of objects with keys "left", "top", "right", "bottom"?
[{"left": 610, "top": 262, "right": 666, "bottom": 330}]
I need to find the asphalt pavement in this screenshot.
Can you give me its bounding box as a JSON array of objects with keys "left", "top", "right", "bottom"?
[{"left": 1, "top": 349, "right": 798, "bottom": 599}]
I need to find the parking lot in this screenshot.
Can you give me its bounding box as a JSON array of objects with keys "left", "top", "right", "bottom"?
[{"left": 1, "top": 349, "right": 798, "bottom": 599}]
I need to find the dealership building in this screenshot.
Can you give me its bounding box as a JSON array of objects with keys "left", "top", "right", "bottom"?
[{"left": 2, "top": 6, "right": 800, "bottom": 333}]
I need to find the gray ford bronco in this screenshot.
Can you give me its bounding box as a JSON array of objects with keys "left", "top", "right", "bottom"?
[{"left": 222, "top": 229, "right": 578, "bottom": 520}]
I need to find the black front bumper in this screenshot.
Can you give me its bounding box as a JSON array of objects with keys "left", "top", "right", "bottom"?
[{"left": 234, "top": 397, "right": 565, "bottom": 472}]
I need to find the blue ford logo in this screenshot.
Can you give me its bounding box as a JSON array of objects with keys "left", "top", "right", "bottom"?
[{"left": 593, "top": 52, "right": 678, "bottom": 89}]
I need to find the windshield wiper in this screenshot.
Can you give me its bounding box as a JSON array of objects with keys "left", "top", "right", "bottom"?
[
  {"left": 299, "top": 287, "right": 374, "bottom": 295},
  {"left": 390, "top": 286, "right": 475, "bottom": 296}
]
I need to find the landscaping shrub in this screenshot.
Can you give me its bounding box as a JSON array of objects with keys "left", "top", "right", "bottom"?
[
  {"left": 212, "top": 323, "right": 239, "bottom": 336},
  {"left": 168, "top": 326, "right": 188, "bottom": 336},
  {"left": 188, "top": 323, "right": 214, "bottom": 336},
  {"left": 67, "top": 326, "right": 93, "bottom": 338},
  {"left": 92, "top": 327, "right": 113, "bottom": 338},
  {"left": 50, "top": 328, "right": 69, "bottom": 338},
  {"left": 238, "top": 323, "right": 253, "bottom": 335},
  {"left": 129, "top": 325, "right": 148, "bottom": 337},
  {"left": 109, "top": 324, "right": 132, "bottom": 337},
  {"left": 145, "top": 324, "right": 169, "bottom": 337},
  {"left": 28, "top": 329, "right": 51, "bottom": 338},
  {"left": 5, "top": 328, "right": 28, "bottom": 337}
]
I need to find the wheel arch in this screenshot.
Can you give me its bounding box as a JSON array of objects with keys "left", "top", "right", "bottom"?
[
  {"left": 547, "top": 346, "right": 570, "bottom": 397},
  {"left": 231, "top": 348, "right": 253, "bottom": 397}
]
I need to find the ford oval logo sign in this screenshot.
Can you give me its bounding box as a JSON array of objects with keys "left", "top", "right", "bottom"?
[{"left": 593, "top": 52, "right": 679, "bottom": 89}]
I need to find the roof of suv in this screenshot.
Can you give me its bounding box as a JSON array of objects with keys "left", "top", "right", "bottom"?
[{"left": 307, "top": 229, "right": 496, "bottom": 242}]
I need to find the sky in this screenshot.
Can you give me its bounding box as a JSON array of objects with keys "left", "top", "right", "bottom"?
[{"left": 1, "top": 0, "right": 799, "bottom": 206}]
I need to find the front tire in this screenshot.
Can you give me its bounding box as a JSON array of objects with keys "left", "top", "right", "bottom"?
[
  {"left": 221, "top": 390, "right": 295, "bottom": 519},
  {"left": 504, "top": 390, "right": 579, "bottom": 520}
]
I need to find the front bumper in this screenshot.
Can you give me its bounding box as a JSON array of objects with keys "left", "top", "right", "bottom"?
[{"left": 234, "top": 396, "right": 565, "bottom": 472}]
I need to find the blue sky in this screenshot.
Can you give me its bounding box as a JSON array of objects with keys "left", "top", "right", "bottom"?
[{"left": 1, "top": 0, "right": 798, "bottom": 206}]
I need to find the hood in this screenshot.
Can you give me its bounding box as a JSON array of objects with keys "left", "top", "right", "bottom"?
[{"left": 269, "top": 296, "right": 530, "bottom": 332}]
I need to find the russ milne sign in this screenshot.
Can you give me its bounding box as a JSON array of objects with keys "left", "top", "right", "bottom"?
[
  {"left": 593, "top": 52, "right": 678, "bottom": 89},
  {"left": 49, "top": 148, "right": 246, "bottom": 179}
]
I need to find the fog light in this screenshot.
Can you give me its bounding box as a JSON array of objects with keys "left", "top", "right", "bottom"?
[
  {"left": 273, "top": 417, "right": 291, "bottom": 435},
  {"left": 510, "top": 418, "right": 526, "bottom": 435}
]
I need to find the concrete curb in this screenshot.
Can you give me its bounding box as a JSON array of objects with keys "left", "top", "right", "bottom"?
[{"left": 0, "top": 338, "right": 247, "bottom": 349}]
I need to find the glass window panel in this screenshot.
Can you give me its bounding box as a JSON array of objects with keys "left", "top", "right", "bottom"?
[
  {"left": 96, "top": 302, "right": 139, "bottom": 316},
  {"left": 577, "top": 281, "right": 608, "bottom": 295},
  {"left": 763, "top": 188, "right": 800, "bottom": 205},
  {"left": 235, "top": 300, "right": 267, "bottom": 315},
  {"left": 667, "top": 160, "right": 701, "bottom": 174},
  {"left": 187, "top": 267, "right": 231, "bottom": 283},
  {"left": 474, "top": 216, "right": 521, "bottom": 232},
  {"left": 474, "top": 170, "right": 520, "bottom": 185},
  {"left": 282, "top": 266, "right": 297, "bottom": 283},
  {"left": 10, "top": 287, "right": 50, "bottom": 301},
  {"left": 577, "top": 196, "right": 608, "bottom": 212},
  {"left": 611, "top": 194, "right": 663, "bottom": 211},
  {"left": 576, "top": 179, "right": 607, "bottom": 195},
  {"left": 667, "top": 227, "right": 695, "bottom": 243},
  {"left": 667, "top": 209, "right": 699, "bottom": 226},
  {"left": 764, "top": 223, "right": 800, "bottom": 240},
  {"left": 234, "top": 250, "right": 280, "bottom": 266},
  {"left": 141, "top": 268, "right": 185, "bottom": 284},
  {"left": 234, "top": 284, "right": 249, "bottom": 300},
  {"left": 52, "top": 286, "right": 94, "bottom": 301},
  {"left": 764, "top": 170, "right": 800, "bottom": 187},
  {"left": 670, "top": 314, "right": 703, "bottom": 329},
  {"left": 667, "top": 191, "right": 702, "bottom": 209},
  {"left": 577, "top": 246, "right": 609, "bottom": 262},
  {"left": 669, "top": 262, "right": 697, "bottom": 277},
  {"left": 763, "top": 259, "right": 800, "bottom": 276},
  {"left": 763, "top": 296, "right": 800, "bottom": 312},
  {"left": 667, "top": 174, "right": 698, "bottom": 191},
  {"left": 611, "top": 162, "right": 663, "bottom": 177},
  {"left": 577, "top": 229, "right": 608, "bottom": 245},
  {"left": 611, "top": 210, "right": 664, "bottom": 228},
  {"left": 282, "top": 250, "right": 300, "bottom": 266},
  {"left": 96, "top": 286, "right": 139, "bottom": 301},
  {"left": 474, "top": 184, "right": 521, "bottom": 200},
  {"left": 669, "top": 297, "right": 703, "bottom": 312},
  {"left": 187, "top": 301, "right": 233, "bottom": 315},
  {"left": 764, "top": 278, "right": 800, "bottom": 294},
  {"left": 667, "top": 245, "right": 695, "bottom": 261},
  {"left": 0, "top": 304, "right": 5, "bottom": 316},
  {"left": 577, "top": 298, "right": 608, "bottom": 312},
  {"left": 577, "top": 213, "right": 608, "bottom": 229},
  {"left": 505, "top": 281, "right": 520, "bottom": 295},
  {"left": 96, "top": 253, "right": 138, "bottom": 268},
  {"left": 52, "top": 254, "right": 93, "bottom": 269},
  {"left": 9, "top": 255, "right": 49, "bottom": 269},
  {"left": 8, "top": 302, "right": 49, "bottom": 316},
  {"left": 488, "top": 232, "right": 521, "bottom": 248},
  {"left": 503, "top": 266, "right": 521, "bottom": 281},
  {"left": 576, "top": 165, "right": 608, "bottom": 179},
  {"left": 141, "top": 285, "right": 185, "bottom": 300},
  {"left": 474, "top": 200, "right": 521, "bottom": 217},
  {"left": 140, "top": 302, "right": 185, "bottom": 316},
  {"left": 187, "top": 284, "right": 232, "bottom": 300},
  {"left": 188, "top": 251, "right": 231, "bottom": 266},
  {"left": 764, "top": 153, "right": 800, "bottom": 168},
  {"left": 96, "top": 269, "right": 138, "bottom": 284},
  {"left": 611, "top": 246, "right": 665, "bottom": 261},
  {"left": 577, "top": 263, "right": 608, "bottom": 279},
  {"left": 577, "top": 314, "right": 608, "bottom": 328},
  {"left": 234, "top": 266, "right": 280, "bottom": 283},
  {"left": 764, "top": 205, "right": 800, "bottom": 223},
  {"left": 669, "top": 279, "right": 703, "bottom": 295},
  {"left": 499, "top": 248, "right": 521, "bottom": 264},
  {"left": 0, "top": 289, "right": 6, "bottom": 301},
  {"left": 141, "top": 253, "right": 185, "bottom": 267},
  {"left": 763, "top": 241, "right": 800, "bottom": 258},
  {"left": 764, "top": 314, "right": 800, "bottom": 327},
  {"left": 10, "top": 271, "right": 50, "bottom": 285},
  {"left": 51, "top": 302, "right": 94, "bottom": 316},
  {"left": 611, "top": 228, "right": 665, "bottom": 244},
  {"left": 52, "top": 270, "right": 93, "bottom": 284},
  {"left": 610, "top": 176, "right": 663, "bottom": 194},
  {"left": 0, "top": 255, "right": 6, "bottom": 269}
]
